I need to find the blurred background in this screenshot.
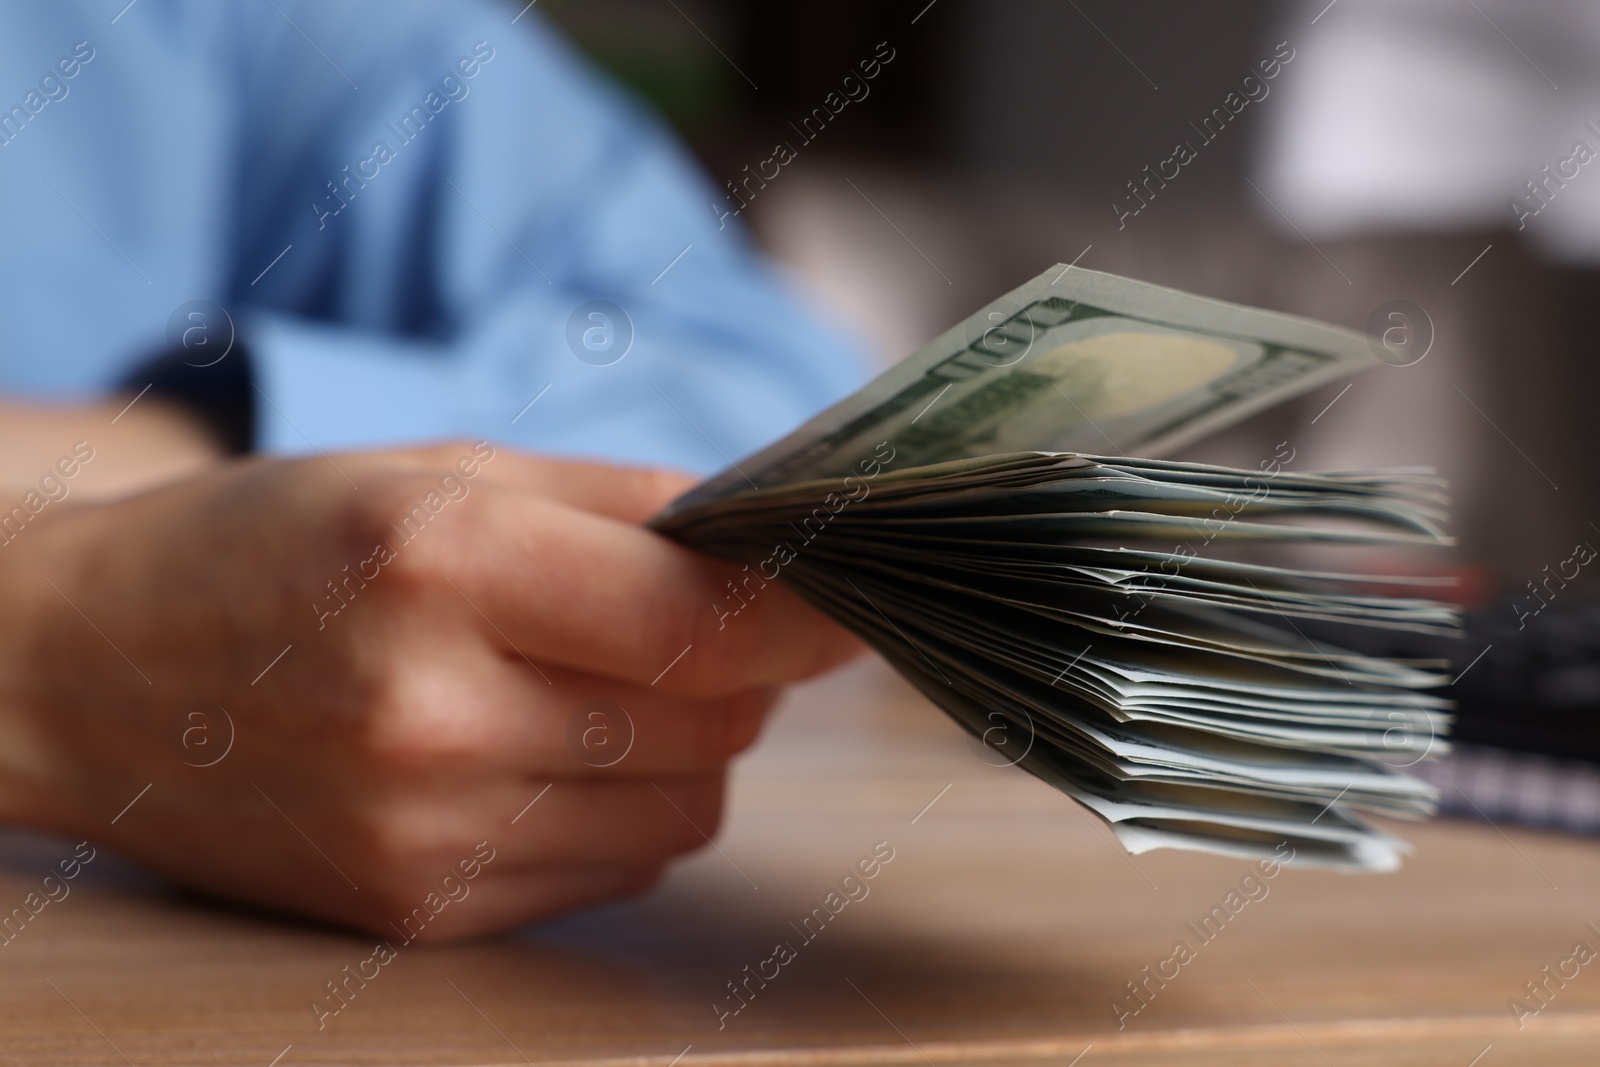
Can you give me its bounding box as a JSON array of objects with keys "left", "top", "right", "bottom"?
[
  {"left": 538, "top": 0, "right": 1600, "bottom": 830},
  {"left": 539, "top": 0, "right": 1600, "bottom": 583}
]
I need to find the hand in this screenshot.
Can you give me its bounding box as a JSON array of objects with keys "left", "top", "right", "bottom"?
[{"left": 0, "top": 444, "right": 860, "bottom": 940}]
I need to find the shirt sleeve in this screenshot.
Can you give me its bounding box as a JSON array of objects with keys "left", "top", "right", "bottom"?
[{"left": 228, "top": 0, "right": 866, "bottom": 472}]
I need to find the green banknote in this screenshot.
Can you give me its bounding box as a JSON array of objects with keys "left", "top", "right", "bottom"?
[
  {"left": 664, "top": 264, "right": 1376, "bottom": 516},
  {"left": 652, "top": 267, "right": 1451, "bottom": 872}
]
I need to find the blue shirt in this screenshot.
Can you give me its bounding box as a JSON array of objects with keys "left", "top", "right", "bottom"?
[{"left": 0, "top": 0, "right": 865, "bottom": 471}]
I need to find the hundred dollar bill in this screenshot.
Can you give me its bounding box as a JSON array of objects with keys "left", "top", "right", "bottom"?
[
  {"left": 662, "top": 265, "right": 1377, "bottom": 517},
  {"left": 652, "top": 267, "right": 1452, "bottom": 872}
]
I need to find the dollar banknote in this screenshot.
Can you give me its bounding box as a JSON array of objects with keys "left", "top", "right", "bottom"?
[
  {"left": 653, "top": 266, "right": 1454, "bottom": 872},
  {"left": 662, "top": 264, "right": 1379, "bottom": 517}
]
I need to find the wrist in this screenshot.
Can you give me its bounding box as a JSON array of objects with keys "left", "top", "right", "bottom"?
[
  {"left": 116, "top": 340, "right": 255, "bottom": 457},
  {"left": 0, "top": 398, "right": 224, "bottom": 503}
]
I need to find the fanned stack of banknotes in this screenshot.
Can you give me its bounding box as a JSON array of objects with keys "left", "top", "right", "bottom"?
[{"left": 653, "top": 266, "right": 1457, "bottom": 872}]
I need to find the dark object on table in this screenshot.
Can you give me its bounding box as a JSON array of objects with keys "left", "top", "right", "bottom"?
[
  {"left": 1368, "top": 596, "right": 1600, "bottom": 834},
  {"left": 1449, "top": 598, "right": 1600, "bottom": 764}
]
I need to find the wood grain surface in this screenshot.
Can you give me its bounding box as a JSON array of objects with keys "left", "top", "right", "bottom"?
[{"left": 1, "top": 660, "right": 1595, "bottom": 1065}]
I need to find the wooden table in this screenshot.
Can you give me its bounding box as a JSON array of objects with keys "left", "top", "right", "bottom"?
[{"left": 3, "top": 660, "right": 1597, "bottom": 1065}]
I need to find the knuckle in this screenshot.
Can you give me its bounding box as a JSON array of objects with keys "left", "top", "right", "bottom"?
[
  {"left": 637, "top": 468, "right": 696, "bottom": 512},
  {"left": 335, "top": 472, "right": 479, "bottom": 592},
  {"left": 349, "top": 669, "right": 487, "bottom": 772},
  {"left": 335, "top": 474, "right": 424, "bottom": 547},
  {"left": 687, "top": 691, "right": 771, "bottom": 764},
  {"left": 348, "top": 805, "right": 447, "bottom": 878},
  {"left": 656, "top": 777, "right": 725, "bottom": 856}
]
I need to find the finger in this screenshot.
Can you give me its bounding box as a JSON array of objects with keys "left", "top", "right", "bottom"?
[
  {"left": 478, "top": 451, "right": 695, "bottom": 523},
  {"left": 538, "top": 670, "right": 776, "bottom": 777},
  {"left": 417, "top": 490, "right": 863, "bottom": 698},
  {"left": 357, "top": 643, "right": 778, "bottom": 777},
  {"left": 341, "top": 775, "right": 729, "bottom": 876},
  {"left": 372, "top": 442, "right": 695, "bottom": 523},
  {"left": 494, "top": 775, "right": 729, "bottom": 870}
]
